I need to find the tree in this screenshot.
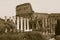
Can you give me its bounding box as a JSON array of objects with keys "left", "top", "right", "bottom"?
[{"left": 0, "top": 18, "right": 16, "bottom": 34}]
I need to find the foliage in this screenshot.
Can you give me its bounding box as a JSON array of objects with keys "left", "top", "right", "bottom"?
[
  {"left": 0, "top": 32, "right": 47, "bottom": 40},
  {"left": 0, "top": 18, "right": 16, "bottom": 33}
]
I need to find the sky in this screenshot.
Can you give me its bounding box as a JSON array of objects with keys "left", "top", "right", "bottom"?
[{"left": 0, "top": 0, "right": 60, "bottom": 18}]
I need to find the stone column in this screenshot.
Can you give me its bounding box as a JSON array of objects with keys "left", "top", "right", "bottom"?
[
  {"left": 27, "top": 19, "right": 29, "bottom": 31},
  {"left": 45, "top": 18, "right": 47, "bottom": 32},
  {"left": 5, "top": 16, "right": 7, "bottom": 33},
  {"left": 42, "top": 18, "right": 44, "bottom": 28},
  {"left": 24, "top": 18, "right": 26, "bottom": 31},
  {"left": 45, "top": 18, "right": 47, "bottom": 27},
  {"left": 21, "top": 17, "right": 23, "bottom": 32},
  {"left": 42, "top": 18, "right": 45, "bottom": 32},
  {"left": 17, "top": 16, "right": 19, "bottom": 32}
]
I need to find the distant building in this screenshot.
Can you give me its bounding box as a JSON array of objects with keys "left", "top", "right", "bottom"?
[{"left": 16, "top": 3, "right": 60, "bottom": 34}]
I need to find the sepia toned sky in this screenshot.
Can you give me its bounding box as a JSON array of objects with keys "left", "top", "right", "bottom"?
[{"left": 0, "top": 0, "right": 60, "bottom": 18}]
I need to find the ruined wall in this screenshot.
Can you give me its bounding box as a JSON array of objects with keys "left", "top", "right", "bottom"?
[
  {"left": 32, "top": 13, "right": 60, "bottom": 34},
  {"left": 32, "top": 13, "right": 48, "bottom": 31},
  {"left": 16, "top": 3, "right": 33, "bottom": 17},
  {"left": 16, "top": 3, "right": 33, "bottom": 32},
  {"left": 48, "top": 13, "right": 60, "bottom": 34}
]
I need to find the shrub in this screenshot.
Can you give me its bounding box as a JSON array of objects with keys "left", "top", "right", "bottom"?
[{"left": 0, "top": 32, "right": 47, "bottom": 40}]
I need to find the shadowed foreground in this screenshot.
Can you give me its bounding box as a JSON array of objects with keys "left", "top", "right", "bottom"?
[{"left": 0, "top": 32, "right": 47, "bottom": 40}]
